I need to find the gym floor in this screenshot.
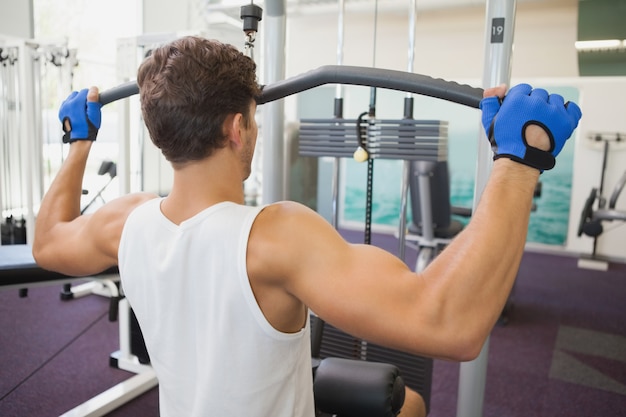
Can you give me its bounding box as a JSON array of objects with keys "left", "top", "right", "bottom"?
[{"left": 1, "top": 230, "right": 625, "bottom": 417}]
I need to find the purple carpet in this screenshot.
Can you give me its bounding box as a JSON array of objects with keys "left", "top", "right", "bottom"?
[
  {"left": 1, "top": 234, "right": 625, "bottom": 416},
  {"left": 429, "top": 249, "right": 626, "bottom": 417}
]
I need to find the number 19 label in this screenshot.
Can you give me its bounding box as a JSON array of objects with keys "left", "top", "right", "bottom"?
[{"left": 491, "top": 17, "right": 505, "bottom": 43}]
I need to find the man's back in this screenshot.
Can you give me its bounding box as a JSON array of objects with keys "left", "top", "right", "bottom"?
[{"left": 119, "top": 199, "right": 315, "bottom": 417}]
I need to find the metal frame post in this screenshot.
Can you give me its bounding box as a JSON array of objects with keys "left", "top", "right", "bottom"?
[
  {"left": 261, "top": 0, "right": 287, "bottom": 204},
  {"left": 398, "top": 0, "right": 418, "bottom": 260},
  {"left": 456, "top": 1, "right": 516, "bottom": 416},
  {"left": 330, "top": 0, "right": 346, "bottom": 229},
  {"left": 17, "top": 40, "right": 40, "bottom": 245}
]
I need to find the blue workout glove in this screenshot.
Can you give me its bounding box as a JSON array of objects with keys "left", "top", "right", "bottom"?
[
  {"left": 479, "top": 83, "right": 582, "bottom": 171},
  {"left": 58, "top": 88, "right": 102, "bottom": 144}
]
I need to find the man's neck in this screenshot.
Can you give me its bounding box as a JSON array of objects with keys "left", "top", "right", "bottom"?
[{"left": 160, "top": 154, "right": 245, "bottom": 225}]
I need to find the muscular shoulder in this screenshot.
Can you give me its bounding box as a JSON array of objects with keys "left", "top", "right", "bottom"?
[
  {"left": 248, "top": 201, "right": 345, "bottom": 283},
  {"left": 246, "top": 201, "right": 329, "bottom": 331},
  {"left": 88, "top": 192, "right": 159, "bottom": 259},
  {"left": 33, "top": 192, "right": 159, "bottom": 276},
  {"left": 258, "top": 200, "right": 316, "bottom": 224},
  {"left": 93, "top": 192, "right": 158, "bottom": 224},
  {"left": 110, "top": 192, "right": 159, "bottom": 211},
  {"left": 253, "top": 201, "right": 335, "bottom": 245}
]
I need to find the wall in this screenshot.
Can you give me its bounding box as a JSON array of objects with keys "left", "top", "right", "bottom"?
[
  {"left": 282, "top": 0, "right": 625, "bottom": 262},
  {"left": 0, "top": 0, "right": 34, "bottom": 38},
  {"left": 282, "top": 0, "right": 579, "bottom": 81}
]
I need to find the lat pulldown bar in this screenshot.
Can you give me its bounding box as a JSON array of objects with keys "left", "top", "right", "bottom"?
[{"left": 98, "top": 65, "right": 483, "bottom": 109}]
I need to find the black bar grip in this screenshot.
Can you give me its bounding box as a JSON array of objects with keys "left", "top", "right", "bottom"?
[
  {"left": 98, "top": 65, "right": 484, "bottom": 109},
  {"left": 258, "top": 65, "right": 484, "bottom": 109},
  {"left": 99, "top": 80, "right": 140, "bottom": 105}
]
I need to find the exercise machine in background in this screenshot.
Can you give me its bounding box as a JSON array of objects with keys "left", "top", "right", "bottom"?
[
  {"left": 1, "top": 38, "right": 76, "bottom": 300},
  {"left": 578, "top": 132, "right": 626, "bottom": 270},
  {"left": 0, "top": 37, "right": 76, "bottom": 248}
]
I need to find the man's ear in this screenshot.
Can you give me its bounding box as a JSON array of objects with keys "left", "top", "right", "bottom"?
[{"left": 227, "top": 113, "right": 244, "bottom": 149}]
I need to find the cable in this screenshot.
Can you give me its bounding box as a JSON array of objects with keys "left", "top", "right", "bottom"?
[
  {"left": 356, "top": 111, "right": 374, "bottom": 245},
  {"left": 0, "top": 309, "right": 109, "bottom": 401},
  {"left": 362, "top": 0, "right": 379, "bottom": 247}
]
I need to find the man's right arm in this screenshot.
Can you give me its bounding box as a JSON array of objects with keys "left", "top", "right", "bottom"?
[
  {"left": 33, "top": 87, "right": 157, "bottom": 276},
  {"left": 249, "top": 83, "right": 581, "bottom": 361},
  {"left": 252, "top": 164, "right": 537, "bottom": 362}
]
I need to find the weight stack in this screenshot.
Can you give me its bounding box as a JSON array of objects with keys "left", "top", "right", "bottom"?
[{"left": 1, "top": 216, "right": 27, "bottom": 245}]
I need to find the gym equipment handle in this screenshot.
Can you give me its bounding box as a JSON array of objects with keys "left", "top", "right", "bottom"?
[
  {"left": 259, "top": 65, "right": 483, "bottom": 108},
  {"left": 99, "top": 65, "right": 484, "bottom": 109},
  {"left": 100, "top": 80, "right": 139, "bottom": 105}
]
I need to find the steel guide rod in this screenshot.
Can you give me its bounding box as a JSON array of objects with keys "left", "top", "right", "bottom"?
[
  {"left": 456, "top": 1, "right": 516, "bottom": 417},
  {"left": 331, "top": 0, "right": 346, "bottom": 230},
  {"left": 310, "top": 0, "right": 345, "bottom": 365},
  {"left": 261, "top": 0, "right": 287, "bottom": 204},
  {"left": 398, "top": 0, "right": 418, "bottom": 262}
]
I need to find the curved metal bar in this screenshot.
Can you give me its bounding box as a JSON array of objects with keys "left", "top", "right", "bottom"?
[
  {"left": 99, "top": 65, "right": 484, "bottom": 109},
  {"left": 593, "top": 209, "right": 626, "bottom": 222},
  {"left": 99, "top": 80, "right": 139, "bottom": 105},
  {"left": 258, "top": 65, "right": 483, "bottom": 108},
  {"left": 609, "top": 170, "right": 626, "bottom": 209}
]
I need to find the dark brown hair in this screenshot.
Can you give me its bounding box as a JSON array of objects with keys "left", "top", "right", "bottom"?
[{"left": 137, "top": 36, "right": 261, "bottom": 164}]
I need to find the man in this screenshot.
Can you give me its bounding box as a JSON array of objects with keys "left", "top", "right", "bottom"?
[{"left": 33, "top": 36, "right": 581, "bottom": 417}]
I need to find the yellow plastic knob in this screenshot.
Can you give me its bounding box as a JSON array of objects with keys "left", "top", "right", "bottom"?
[{"left": 353, "top": 146, "right": 369, "bottom": 162}]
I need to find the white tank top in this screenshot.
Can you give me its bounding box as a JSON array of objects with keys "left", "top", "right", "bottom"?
[{"left": 119, "top": 199, "right": 314, "bottom": 417}]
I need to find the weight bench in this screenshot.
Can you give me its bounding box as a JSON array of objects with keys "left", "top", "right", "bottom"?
[{"left": 0, "top": 244, "right": 119, "bottom": 294}]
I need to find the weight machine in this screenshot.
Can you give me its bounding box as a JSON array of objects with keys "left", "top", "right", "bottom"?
[
  {"left": 0, "top": 37, "right": 75, "bottom": 247},
  {"left": 577, "top": 131, "right": 626, "bottom": 269},
  {"left": 0, "top": 37, "right": 78, "bottom": 301}
]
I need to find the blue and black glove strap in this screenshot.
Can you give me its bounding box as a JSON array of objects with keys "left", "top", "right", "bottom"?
[
  {"left": 58, "top": 89, "right": 102, "bottom": 144},
  {"left": 479, "top": 84, "right": 582, "bottom": 171}
]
